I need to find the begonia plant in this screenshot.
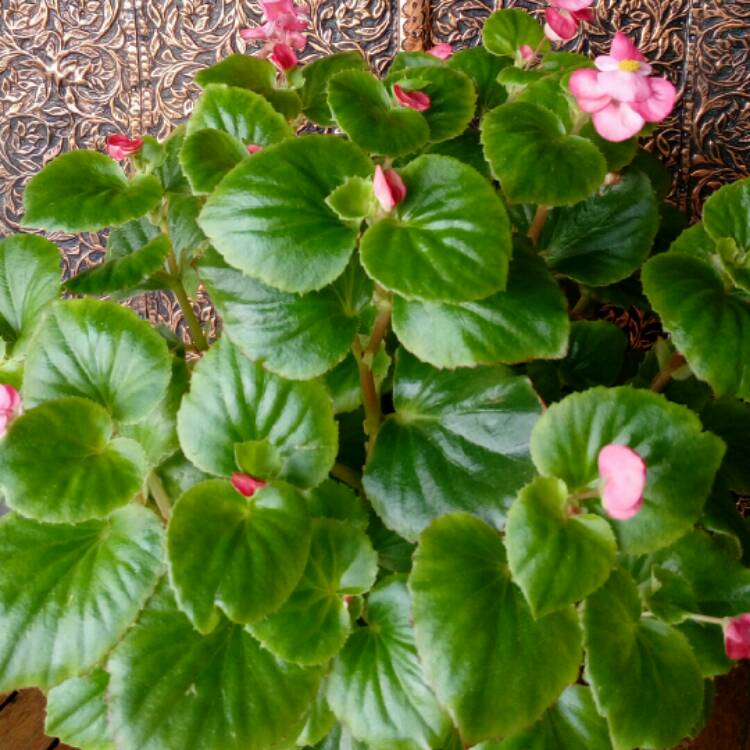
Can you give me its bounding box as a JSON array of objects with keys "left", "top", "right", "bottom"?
[{"left": 1, "top": 2, "right": 749, "bottom": 749}]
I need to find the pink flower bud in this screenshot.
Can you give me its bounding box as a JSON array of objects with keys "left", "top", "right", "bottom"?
[
  {"left": 597, "top": 444, "right": 646, "bottom": 521},
  {"left": 544, "top": 7, "right": 579, "bottom": 42},
  {"left": 0, "top": 384, "right": 21, "bottom": 438},
  {"left": 270, "top": 42, "right": 298, "bottom": 71},
  {"left": 231, "top": 473, "right": 267, "bottom": 498},
  {"left": 106, "top": 134, "right": 144, "bottom": 160},
  {"left": 247, "top": 144, "right": 263, "bottom": 155},
  {"left": 393, "top": 84, "right": 432, "bottom": 112},
  {"left": 427, "top": 43, "right": 453, "bottom": 61},
  {"left": 725, "top": 614, "right": 750, "bottom": 660},
  {"left": 373, "top": 165, "right": 407, "bottom": 212},
  {"left": 519, "top": 44, "right": 536, "bottom": 61}
]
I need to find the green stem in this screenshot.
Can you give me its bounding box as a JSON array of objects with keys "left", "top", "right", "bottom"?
[
  {"left": 366, "top": 297, "right": 392, "bottom": 356},
  {"left": 147, "top": 471, "right": 172, "bottom": 521},
  {"left": 353, "top": 337, "right": 381, "bottom": 463},
  {"left": 330, "top": 462, "right": 364, "bottom": 493},
  {"left": 167, "top": 250, "right": 208, "bottom": 352},
  {"left": 570, "top": 289, "right": 592, "bottom": 319},
  {"left": 569, "top": 488, "right": 600, "bottom": 503}
]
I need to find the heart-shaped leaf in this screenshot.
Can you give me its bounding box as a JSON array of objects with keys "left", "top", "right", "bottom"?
[
  {"left": 506, "top": 476, "right": 617, "bottom": 617},
  {"left": 300, "top": 52, "right": 368, "bottom": 126},
  {"left": 703, "top": 177, "right": 750, "bottom": 252},
  {"left": 482, "top": 101, "right": 607, "bottom": 205},
  {"left": 167, "top": 478, "right": 311, "bottom": 632},
  {"left": 392, "top": 250, "right": 569, "bottom": 367},
  {"left": 199, "top": 135, "right": 373, "bottom": 294},
  {"left": 22, "top": 150, "right": 162, "bottom": 232},
  {"left": 409, "top": 513, "right": 582, "bottom": 743},
  {"left": 0, "top": 505, "right": 163, "bottom": 690},
  {"left": 250, "top": 518, "right": 378, "bottom": 664},
  {"left": 199, "top": 249, "right": 367, "bottom": 379},
  {"left": 583, "top": 568, "right": 704, "bottom": 750},
  {"left": 482, "top": 9, "right": 547, "bottom": 58},
  {"left": 559, "top": 321, "right": 628, "bottom": 389},
  {"left": 326, "top": 577, "right": 453, "bottom": 750},
  {"left": 107, "top": 583, "right": 323, "bottom": 750},
  {"left": 305, "top": 478, "right": 369, "bottom": 530},
  {"left": 22, "top": 299, "right": 172, "bottom": 424},
  {"left": 107, "top": 215, "right": 161, "bottom": 256},
  {"left": 361, "top": 155, "right": 511, "bottom": 302},
  {"left": 177, "top": 338, "right": 338, "bottom": 486},
  {"left": 328, "top": 69, "right": 430, "bottom": 157},
  {"left": 642, "top": 252, "right": 750, "bottom": 400},
  {"left": 179, "top": 128, "right": 248, "bottom": 195},
  {"left": 448, "top": 46, "right": 508, "bottom": 113}
]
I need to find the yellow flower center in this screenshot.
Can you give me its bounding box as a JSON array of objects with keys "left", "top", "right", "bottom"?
[{"left": 618, "top": 59, "right": 641, "bottom": 73}]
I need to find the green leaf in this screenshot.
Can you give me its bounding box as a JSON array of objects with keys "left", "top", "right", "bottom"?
[
  {"left": 179, "top": 128, "right": 248, "bottom": 195},
  {"left": 410, "top": 513, "right": 582, "bottom": 743},
  {"left": 250, "top": 518, "right": 378, "bottom": 664},
  {"left": 423, "top": 129, "right": 491, "bottom": 179},
  {"left": 324, "top": 345, "right": 390, "bottom": 414},
  {"left": 200, "top": 249, "right": 365, "bottom": 380},
  {"left": 580, "top": 121, "right": 638, "bottom": 172},
  {"left": 325, "top": 176, "right": 375, "bottom": 222},
  {"left": 297, "top": 681, "right": 337, "bottom": 746},
  {"left": 360, "top": 155, "right": 511, "bottom": 302},
  {"left": 544, "top": 170, "right": 660, "bottom": 285},
  {"left": 389, "top": 51, "right": 444, "bottom": 73},
  {"left": 177, "top": 338, "right": 338, "bottom": 486},
  {"left": 327, "top": 577, "right": 452, "bottom": 750},
  {"left": 305, "top": 479, "right": 369, "bottom": 530},
  {"left": 530, "top": 386, "right": 725, "bottom": 553},
  {"left": 22, "top": 299, "right": 172, "bottom": 424},
  {"left": 703, "top": 177, "right": 750, "bottom": 252},
  {"left": 506, "top": 476, "right": 616, "bottom": 617},
  {"left": 392, "top": 250, "right": 569, "bottom": 367},
  {"left": 168, "top": 192, "right": 209, "bottom": 263},
  {"left": 301, "top": 52, "right": 369, "bottom": 126},
  {"left": 107, "top": 583, "right": 323, "bottom": 750},
  {"left": 157, "top": 126, "right": 191, "bottom": 193},
  {"left": 641, "top": 565, "right": 699, "bottom": 623},
  {"left": 676, "top": 620, "right": 734, "bottom": 678},
  {"left": 559, "top": 321, "right": 628, "bottom": 388},
  {"left": 583, "top": 568, "right": 704, "bottom": 750},
  {"left": 0, "top": 234, "right": 60, "bottom": 357},
  {"left": 482, "top": 101, "right": 607, "bottom": 205},
  {"left": 107, "top": 215, "right": 161, "bottom": 256},
  {"left": 45, "top": 670, "right": 115, "bottom": 750},
  {"left": 701, "top": 398, "right": 750, "bottom": 494},
  {"left": 516, "top": 76, "right": 576, "bottom": 132},
  {"left": 235, "top": 439, "right": 283, "bottom": 479},
  {"left": 0, "top": 505, "right": 163, "bottom": 690},
  {"left": 1, "top": 397, "right": 147, "bottom": 523},
  {"left": 167, "top": 479, "right": 311, "bottom": 632},
  {"left": 482, "top": 9, "right": 547, "bottom": 58},
  {"left": 22, "top": 150, "right": 162, "bottom": 232},
  {"left": 156, "top": 450, "right": 210, "bottom": 499},
  {"left": 447, "top": 46, "right": 508, "bottom": 113},
  {"left": 328, "top": 69, "right": 430, "bottom": 157},
  {"left": 642, "top": 252, "right": 750, "bottom": 400},
  {"left": 199, "top": 135, "right": 373, "bottom": 294},
  {"left": 364, "top": 350, "right": 541, "bottom": 541}
]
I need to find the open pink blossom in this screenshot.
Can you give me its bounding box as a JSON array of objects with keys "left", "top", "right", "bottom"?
[
  {"left": 106, "top": 134, "right": 143, "bottom": 160},
  {"left": 374, "top": 165, "right": 407, "bottom": 212},
  {"left": 0, "top": 384, "right": 21, "bottom": 438},
  {"left": 231, "top": 473, "right": 267, "bottom": 498},
  {"left": 247, "top": 144, "right": 263, "bottom": 155},
  {"left": 270, "top": 42, "right": 298, "bottom": 71},
  {"left": 597, "top": 443, "right": 646, "bottom": 521},
  {"left": 725, "top": 614, "right": 750, "bottom": 660},
  {"left": 393, "top": 84, "right": 431, "bottom": 112},
  {"left": 544, "top": 0, "right": 594, "bottom": 42},
  {"left": 240, "top": 0, "right": 308, "bottom": 57},
  {"left": 427, "top": 43, "right": 453, "bottom": 61},
  {"left": 569, "top": 31, "right": 677, "bottom": 141}
]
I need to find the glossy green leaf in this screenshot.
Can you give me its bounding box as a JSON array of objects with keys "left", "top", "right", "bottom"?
[
  {"left": 328, "top": 69, "right": 430, "bottom": 157},
  {"left": 482, "top": 101, "right": 607, "bottom": 205},
  {"left": 22, "top": 150, "right": 162, "bottom": 232},
  {"left": 325, "top": 176, "right": 375, "bottom": 222},
  {"left": 364, "top": 350, "right": 540, "bottom": 541},
  {"left": 23, "top": 299, "right": 171, "bottom": 423},
  {"left": 410, "top": 513, "right": 582, "bottom": 743},
  {"left": 392, "top": 250, "right": 569, "bottom": 367},
  {"left": 108, "top": 583, "right": 322, "bottom": 750},
  {"left": 168, "top": 192, "right": 209, "bottom": 263},
  {"left": 703, "top": 177, "right": 750, "bottom": 251},
  {"left": 250, "top": 518, "right": 378, "bottom": 664},
  {"left": 506, "top": 476, "right": 616, "bottom": 617},
  {"left": 482, "top": 8, "right": 547, "bottom": 58},
  {"left": 156, "top": 450, "right": 210, "bottom": 500},
  {"left": 200, "top": 135, "right": 373, "bottom": 293},
  {"left": 177, "top": 338, "right": 338, "bottom": 486},
  {"left": 0, "top": 505, "right": 164, "bottom": 691},
  {"left": 179, "top": 128, "right": 248, "bottom": 195},
  {"left": 235, "top": 439, "right": 283, "bottom": 479},
  {"left": 530, "top": 387, "right": 725, "bottom": 553},
  {"left": 389, "top": 51, "right": 443, "bottom": 73},
  {"left": 361, "top": 155, "right": 511, "bottom": 302},
  {"left": 544, "top": 170, "right": 660, "bottom": 285},
  {"left": 327, "top": 577, "right": 452, "bottom": 750},
  {"left": 301, "top": 52, "right": 369, "bottom": 126},
  {"left": 157, "top": 126, "right": 191, "bottom": 193},
  {"left": 167, "top": 479, "right": 311, "bottom": 632},
  {"left": 324, "top": 345, "right": 390, "bottom": 414},
  {"left": 107, "top": 215, "right": 161, "bottom": 256},
  {"left": 297, "top": 681, "right": 337, "bottom": 746},
  {"left": 642, "top": 252, "right": 750, "bottom": 400},
  {"left": 447, "top": 46, "right": 508, "bottom": 113},
  {"left": 559, "top": 321, "right": 628, "bottom": 388},
  {"left": 584, "top": 568, "right": 704, "bottom": 750},
  {"left": 200, "top": 248, "right": 365, "bottom": 379},
  {"left": 701, "top": 398, "right": 750, "bottom": 494},
  {"left": 45, "top": 670, "right": 115, "bottom": 750},
  {"left": 305, "top": 479, "right": 369, "bottom": 530},
  {"left": 1, "top": 398, "right": 147, "bottom": 523}
]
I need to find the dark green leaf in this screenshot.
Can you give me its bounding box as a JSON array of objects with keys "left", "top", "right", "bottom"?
[
  {"left": 301, "top": 52, "right": 369, "bottom": 126},
  {"left": 701, "top": 398, "right": 750, "bottom": 494},
  {"left": 677, "top": 620, "right": 734, "bottom": 678},
  {"left": 559, "top": 321, "right": 628, "bottom": 388},
  {"left": 448, "top": 46, "right": 508, "bottom": 113},
  {"left": 423, "top": 129, "right": 491, "bottom": 179},
  {"left": 580, "top": 122, "right": 638, "bottom": 172}
]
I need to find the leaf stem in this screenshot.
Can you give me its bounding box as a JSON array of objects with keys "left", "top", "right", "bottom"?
[
  {"left": 569, "top": 488, "right": 600, "bottom": 503},
  {"left": 330, "top": 462, "right": 364, "bottom": 493},
  {"left": 353, "top": 337, "right": 382, "bottom": 463},
  {"left": 649, "top": 353, "right": 687, "bottom": 393},
  {"left": 366, "top": 296, "right": 392, "bottom": 356},
  {"left": 147, "top": 471, "right": 172, "bottom": 521},
  {"left": 527, "top": 205, "right": 549, "bottom": 246},
  {"left": 167, "top": 250, "right": 208, "bottom": 352}
]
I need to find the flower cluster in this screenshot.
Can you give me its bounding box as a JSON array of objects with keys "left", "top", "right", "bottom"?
[
  {"left": 240, "top": 0, "right": 309, "bottom": 71},
  {"left": 544, "top": 0, "right": 594, "bottom": 42}
]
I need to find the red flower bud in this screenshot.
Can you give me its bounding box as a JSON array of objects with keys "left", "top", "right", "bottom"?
[
  {"left": 106, "top": 134, "right": 144, "bottom": 160},
  {"left": 231, "top": 473, "right": 267, "bottom": 498}
]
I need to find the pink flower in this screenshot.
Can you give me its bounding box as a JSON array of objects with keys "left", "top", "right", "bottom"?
[
  {"left": 427, "top": 43, "right": 453, "bottom": 61},
  {"left": 240, "top": 0, "right": 308, "bottom": 57},
  {"left": 569, "top": 32, "right": 677, "bottom": 142},
  {"left": 106, "top": 134, "right": 143, "bottom": 160},
  {"left": 374, "top": 165, "right": 407, "bottom": 212},
  {"left": 270, "top": 42, "right": 298, "bottom": 71},
  {"left": 393, "top": 84, "right": 431, "bottom": 112},
  {"left": 597, "top": 444, "right": 646, "bottom": 521},
  {"left": 725, "top": 614, "right": 750, "bottom": 660},
  {"left": 544, "top": 0, "right": 594, "bottom": 42},
  {"left": 0, "top": 384, "right": 21, "bottom": 438},
  {"left": 247, "top": 144, "right": 263, "bottom": 154},
  {"left": 231, "top": 473, "right": 267, "bottom": 498},
  {"left": 519, "top": 44, "right": 536, "bottom": 62}
]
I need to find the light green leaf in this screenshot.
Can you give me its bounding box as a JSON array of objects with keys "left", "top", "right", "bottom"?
[
  {"left": 157, "top": 126, "right": 191, "bottom": 193},
  {"left": 301, "top": 52, "right": 369, "bottom": 126},
  {"left": 235, "top": 439, "right": 283, "bottom": 479},
  {"left": 327, "top": 577, "right": 452, "bottom": 750},
  {"left": 361, "top": 155, "right": 511, "bottom": 302},
  {"left": 703, "top": 177, "right": 750, "bottom": 252},
  {"left": 177, "top": 338, "right": 338, "bottom": 486},
  {"left": 325, "top": 176, "right": 375, "bottom": 222},
  {"left": 0, "top": 505, "right": 164, "bottom": 691},
  {"left": 305, "top": 479, "right": 369, "bottom": 530},
  {"left": 389, "top": 51, "right": 444, "bottom": 73},
  {"left": 179, "top": 128, "right": 248, "bottom": 195},
  {"left": 584, "top": 568, "right": 704, "bottom": 750},
  {"left": 482, "top": 9, "right": 547, "bottom": 58},
  {"left": 297, "top": 681, "right": 337, "bottom": 746},
  {"left": 107, "top": 215, "right": 161, "bottom": 256},
  {"left": 559, "top": 321, "right": 628, "bottom": 388},
  {"left": 392, "top": 250, "right": 569, "bottom": 367},
  {"left": 530, "top": 387, "right": 725, "bottom": 553},
  {"left": 199, "top": 135, "right": 373, "bottom": 294},
  {"left": 22, "top": 150, "right": 162, "bottom": 232},
  {"left": 168, "top": 192, "right": 209, "bottom": 263},
  {"left": 447, "top": 46, "right": 508, "bottom": 113},
  {"left": 409, "top": 513, "right": 582, "bottom": 743}
]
